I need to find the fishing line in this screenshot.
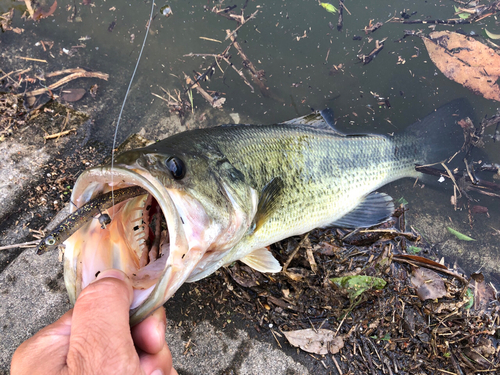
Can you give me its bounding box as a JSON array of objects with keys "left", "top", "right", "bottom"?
[{"left": 110, "top": 0, "right": 156, "bottom": 213}]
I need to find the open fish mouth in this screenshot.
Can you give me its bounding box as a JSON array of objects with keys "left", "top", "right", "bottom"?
[{"left": 63, "top": 166, "right": 190, "bottom": 325}]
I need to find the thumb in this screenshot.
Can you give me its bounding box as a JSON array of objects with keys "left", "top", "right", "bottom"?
[{"left": 66, "top": 269, "right": 140, "bottom": 374}]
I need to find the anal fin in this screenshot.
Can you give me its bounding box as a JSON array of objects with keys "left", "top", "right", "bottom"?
[
  {"left": 240, "top": 247, "right": 282, "bottom": 273},
  {"left": 331, "top": 192, "right": 394, "bottom": 229}
]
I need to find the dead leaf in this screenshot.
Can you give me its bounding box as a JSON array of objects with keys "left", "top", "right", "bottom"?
[
  {"left": 423, "top": 30, "right": 500, "bottom": 102},
  {"left": 227, "top": 263, "right": 263, "bottom": 288},
  {"left": 23, "top": 0, "right": 35, "bottom": 19},
  {"left": 61, "top": 88, "right": 86, "bottom": 102},
  {"left": 410, "top": 267, "right": 447, "bottom": 301},
  {"left": 312, "top": 242, "right": 338, "bottom": 256},
  {"left": 470, "top": 272, "right": 496, "bottom": 312},
  {"left": 33, "top": 0, "right": 58, "bottom": 21},
  {"left": 1, "top": 9, "right": 24, "bottom": 33},
  {"left": 394, "top": 254, "right": 448, "bottom": 269},
  {"left": 284, "top": 267, "right": 311, "bottom": 281},
  {"left": 283, "top": 329, "right": 344, "bottom": 355}
]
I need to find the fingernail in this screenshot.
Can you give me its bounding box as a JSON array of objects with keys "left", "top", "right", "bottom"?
[
  {"left": 151, "top": 370, "right": 164, "bottom": 375},
  {"left": 93, "top": 269, "right": 128, "bottom": 283},
  {"left": 157, "top": 319, "right": 166, "bottom": 341}
]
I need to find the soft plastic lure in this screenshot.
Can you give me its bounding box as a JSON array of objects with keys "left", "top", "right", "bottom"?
[{"left": 36, "top": 186, "right": 146, "bottom": 254}]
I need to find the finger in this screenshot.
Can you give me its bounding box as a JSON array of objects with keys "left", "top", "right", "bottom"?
[
  {"left": 11, "top": 310, "right": 73, "bottom": 375},
  {"left": 131, "top": 307, "right": 166, "bottom": 354},
  {"left": 66, "top": 269, "right": 138, "bottom": 373},
  {"left": 139, "top": 343, "right": 174, "bottom": 375}
]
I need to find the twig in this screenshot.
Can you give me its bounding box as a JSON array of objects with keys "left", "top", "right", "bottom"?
[
  {"left": 332, "top": 355, "right": 343, "bottom": 375},
  {"left": 184, "top": 41, "right": 235, "bottom": 92},
  {"left": 0, "top": 240, "right": 38, "bottom": 251},
  {"left": 184, "top": 73, "right": 225, "bottom": 108},
  {"left": 23, "top": 0, "right": 35, "bottom": 19},
  {"left": 337, "top": 0, "right": 344, "bottom": 31},
  {"left": 45, "top": 68, "right": 87, "bottom": 78},
  {"left": 282, "top": 234, "right": 309, "bottom": 272},
  {"left": 0, "top": 67, "right": 32, "bottom": 81},
  {"left": 391, "top": 17, "right": 470, "bottom": 25},
  {"left": 199, "top": 36, "right": 222, "bottom": 43},
  {"left": 56, "top": 109, "right": 71, "bottom": 141},
  {"left": 226, "top": 29, "right": 281, "bottom": 101},
  {"left": 225, "top": 9, "right": 259, "bottom": 41},
  {"left": 221, "top": 56, "right": 254, "bottom": 92},
  {"left": 16, "top": 56, "right": 47, "bottom": 63},
  {"left": 214, "top": 56, "right": 225, "bottom": 74},
  {"left": 26, "top": 70, "right": 109, "bottom": 97},
  {"left": 226, "top": 30, "right": 259, "bottom": 76},
  {"left": 441, "top": 162, "right": 462, "bottom": 198},
  {"left": 306, "top": 246, "right": 318, "bottom": 274},
  {"left": 335, "top": 310, "right": 348, "bottom": 337},
  {"left": 392, "top": 255, "right": 469, "bottom": 284},
  {"left": 44, "top": 129, "right": 76, "bottom": 140},
  {"left": 341, "top": 1, "right": 351, "bottom": 15},
  {"left": 151, "top": 92, "right": 170, "bottom": 103},
  {"left": 183, "top": 53, "right": 221, "bottom": 58},
  {"left": 270, "top": 329, "right": 282, "bottom": 348},
  {"left": 416, "top": 165, "right": 500, "bottom": 199}
]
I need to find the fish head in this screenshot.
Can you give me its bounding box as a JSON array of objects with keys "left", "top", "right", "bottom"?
[{"left": 64, "top": 143, "right": 258, "bottom": 325}]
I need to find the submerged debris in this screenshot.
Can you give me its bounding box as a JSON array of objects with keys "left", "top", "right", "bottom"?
[
  {"left": 160, "top": 5, "right": 173, "bottom": 18},
  {"left": 422, "top": 30, "right": 500, "bottom": 102}
]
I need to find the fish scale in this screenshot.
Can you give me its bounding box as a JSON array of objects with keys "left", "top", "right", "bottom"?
[{"left": 180, "top": 125, "right": 419, "bottom": 245}]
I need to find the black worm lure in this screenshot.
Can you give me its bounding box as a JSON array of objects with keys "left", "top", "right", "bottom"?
[{"left": 36, "top": 186, "right": 146, "bottom": 255}]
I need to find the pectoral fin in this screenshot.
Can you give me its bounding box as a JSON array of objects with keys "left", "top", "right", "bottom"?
[
  {"left": 240, "top": 247, "right": 282, "bottom": 273},
  {"left": 251, "top": 177, "right": 284, "bottom": 233},
  {"left": 331, "top": 192, "right": 394, "bottom": 229}
]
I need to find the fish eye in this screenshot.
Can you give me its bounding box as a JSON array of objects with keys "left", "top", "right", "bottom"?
[
  {"left": 165, "top": 156, "right": 186, "bottom": 180},
  {"left": 45, "top": 236, "right": 56, "bottom": 246}
]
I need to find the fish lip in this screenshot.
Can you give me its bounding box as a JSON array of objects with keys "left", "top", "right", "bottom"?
[{"left": 65, "top": 165, "right": 190, "bottom": 325}]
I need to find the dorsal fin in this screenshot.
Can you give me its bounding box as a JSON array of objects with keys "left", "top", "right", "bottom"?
[
  {"left": 319, "top": 108, "right": 336, "bottom": 128},
  {"left": 281, "top": 108, "right": 344, "bottom": 135}
]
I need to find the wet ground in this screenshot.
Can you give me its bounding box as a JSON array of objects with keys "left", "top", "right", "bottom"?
[{"left": 1, "top": 0, "right": 500, "bottom": 374}]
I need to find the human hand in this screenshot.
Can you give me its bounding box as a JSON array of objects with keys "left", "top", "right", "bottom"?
[{"left": 11, "top": 269, "right": 177, "bottom": 375}]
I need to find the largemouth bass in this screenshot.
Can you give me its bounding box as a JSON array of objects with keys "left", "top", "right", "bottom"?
[{"left": 57, "top": 99, "right": 470, "bottom": 325}]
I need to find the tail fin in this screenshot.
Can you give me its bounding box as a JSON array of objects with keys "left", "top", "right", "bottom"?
[{"left": 404, "top": 98, "right": 475, "bottom": 174}]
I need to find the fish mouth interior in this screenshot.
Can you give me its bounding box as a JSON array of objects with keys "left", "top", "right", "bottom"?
[
  {"left": 109, "top": 190, "right": 170, "bottom": 305},
  {"left": 73, "top": 187, "right": 169, "bottom": 309},
  {"left": 65, "top": 169, "right": 187, "bottom": 312}
]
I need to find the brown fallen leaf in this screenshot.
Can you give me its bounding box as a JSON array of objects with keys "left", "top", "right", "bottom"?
[
  {"left": 284, "top": 267, "right": 311, "bottom": 281},
  {"left": 33, "top": 0, "right": 57, "bottom": 21},
  {"left": 283, "top": 329, "right": 344, "bottom": 355},
  {"left": 470, "top": 272, "right": 496, "bottom": 312},
  {"left": 423, "top": 30, "right": 500, "bottom": 102},
  {"left": 410, "top": 267, "right": 447, "bottom": 301},
  {"left": 313, "top": 242, "right": 340, "bottom": 256},
  {"left": 61, "top": 88, "right": 86, "bottom": 102},
  {"left": 394, "top": 254, "right": 448, "bottom": 269}
]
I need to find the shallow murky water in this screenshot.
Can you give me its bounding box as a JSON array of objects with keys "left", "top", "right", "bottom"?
[{"left": 2, "top": 0, "right": 499, "bottom": 285}]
